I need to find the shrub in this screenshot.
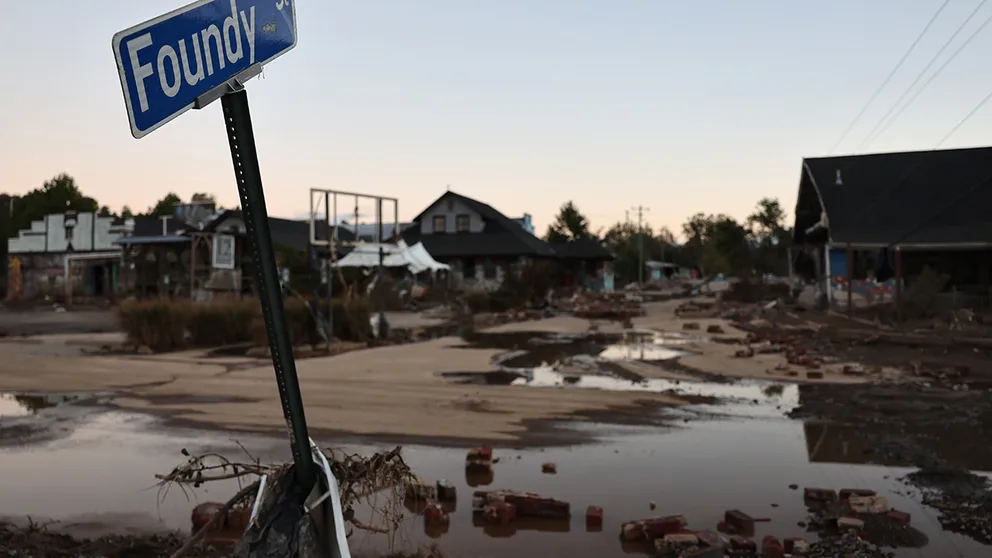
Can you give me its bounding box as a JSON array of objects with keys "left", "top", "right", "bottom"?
[
  {"left": 118, "top": 299, "right": 192, "bottom": 352},
  {"left": 187, "top": 300, "right": 258, "bottom": 347},
  {"left": 251, "top": 296, "right": 373, "bottom": 347},
  {"left": 903, "top": 266, "right": 950, "bottom": 319},
  {"left": 121, "top": 295, "right": 374, "bottom": 353}
]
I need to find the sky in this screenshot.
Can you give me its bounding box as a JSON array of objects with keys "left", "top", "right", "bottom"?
[{"left": 3, "top": 0, "right": 992, "bottom": 237}]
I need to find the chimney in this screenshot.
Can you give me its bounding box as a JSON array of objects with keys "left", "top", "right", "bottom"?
[
  {"left": 160, "top": 215, "right": 171, "bottom": 236},
  {"left": 835, "top": 169, "right": 843, "bottom": 186}
]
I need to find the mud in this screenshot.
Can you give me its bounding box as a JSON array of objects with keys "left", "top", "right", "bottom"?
[
  {"left": 0, "top": 309, "right": 119, "bottom": 336},
  {"left": 2, "top": 406, "right": 987, "bottom": 557}
]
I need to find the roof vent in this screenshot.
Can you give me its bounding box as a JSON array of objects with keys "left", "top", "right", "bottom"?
[{"left": 835, "top": 169, "right": 843, "bottom": 186}]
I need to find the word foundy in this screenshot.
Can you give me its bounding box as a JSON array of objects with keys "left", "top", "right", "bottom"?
[{"left": 125, "top": 0, "right": 256, "bottom": 113}]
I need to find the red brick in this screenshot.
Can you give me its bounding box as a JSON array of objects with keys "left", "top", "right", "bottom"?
[
  {"left": 887, "top": 509, "right": 911, "bottom": 525},
  {"left": 803, "top": 487, "right": 838, "bottom": 502},
  {"left": 762, "top": 535, "right": 784, "bottom": 558},
  {"left": 483, "top": 502, "right": 515, "bottom": 525},
  {"left": 503, "top": 494, "right": 570, "bottom": 519},
  {"left": 435, "top": 480, "right": 457, "bottom": 501},
  {"left": 695, "top": 529, "right": 728, "bottom": 550},
  {"left": 225, "top": 508, "right": 251, "bottom": 532},
  {"left": 423, "top": 501, "right": 449, "bottom": 524},
  {"left": 784, "top": 537, "right": 808, "bottom": 553},
  {"left": 620, "top": 521, "right": 645, "bottom": 541},
  {"left": 839, "top": 488, "right": 876, "bottom": 499},
  {"left": 729, "top": 535, "right": 756, "bottom": 552},
  {"left": 724, "top": 509, "right": 755, "bottom": 536},
  {"left": 641, "top": 515, "right": 688, "bottom": 538},
  {"left": 585, "top": 506, "right": 603, "bottom": 527},
  {"left": 191, "top": 502, "right": 224, "bottom": 531}
]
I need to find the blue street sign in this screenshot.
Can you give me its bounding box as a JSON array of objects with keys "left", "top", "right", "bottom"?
[{"left": 113, "top": 0, "right": 297, "bottom": 139}]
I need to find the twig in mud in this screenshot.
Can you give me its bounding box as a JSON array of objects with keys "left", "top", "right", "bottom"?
[
  {"left": 155, "top": 443, "right": 418, "bottom": 551},
  {"left": 168, "top": 480, "right": 260, "bottom": 558}
]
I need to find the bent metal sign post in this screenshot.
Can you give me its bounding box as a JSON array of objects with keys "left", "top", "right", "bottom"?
[{"left": 111, "top": 0, "right": 320, "bottom": 501}]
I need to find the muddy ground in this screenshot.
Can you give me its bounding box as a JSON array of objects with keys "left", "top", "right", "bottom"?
[{"left": 2, "top": 294, "right": 992, "bottom": 556}]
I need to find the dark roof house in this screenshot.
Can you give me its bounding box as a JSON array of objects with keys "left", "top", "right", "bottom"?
[
  {"left": 403, "top": 191, "right": 557, "bottom": 259},
  {"left": 200, "top": 210, "right": 356, "bottom": 251},
  {"left": 550, "top": 237, "right": 614, "bottom": 261},
  {"left": 793, "top": 146, "right": 992, "bottom": 248}
]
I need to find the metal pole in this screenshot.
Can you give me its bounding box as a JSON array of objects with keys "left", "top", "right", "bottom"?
[
  {"left": 376, "top": 198, "right": 386, "bottom": 338},
  {"left": 637, "top": 207, "right": 644, "bottom": 284},
  {"left": 220, "top": 89, "right": 315, "bottom": 493},
  {"left": 327, "top": 193, "right": 335, "bottom": 339}
]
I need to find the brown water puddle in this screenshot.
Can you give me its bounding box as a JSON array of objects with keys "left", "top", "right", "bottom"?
[{"left": 0, "top": 404, "right": 988, "bottom": 557}]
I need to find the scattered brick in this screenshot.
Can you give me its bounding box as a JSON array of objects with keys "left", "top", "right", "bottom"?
[
  {"left": 585, "top": 505, "right": 603, "bottom": 528},
  {"left": 724, "top": 509, "right": 755, "bottom": 535},
  {"left": 887, "top": 509, "right": 911, "bottom": 525},
  {"left": 762, "top": 535, "right": 785, "bottom": 558},
  {"left": 839, "top": 488, "right": 877, "bottom": 499},
  {"left": 483, "top": 502, "right": 515, "bottom": 525},
  {"left": 435, "top": 480, "right": 457, "bottom": 501},
  {"left": 423, "top": 501, "right": 449, "bottom": 525},
  {"left": 803, "top": 487, "right": 838, "bottom": 502}
]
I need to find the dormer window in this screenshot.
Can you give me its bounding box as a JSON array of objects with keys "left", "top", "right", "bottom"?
[
  {"left": 456, "top": 214, "right": 470, "bottom": 233},
  {"left": 432, "top": 215, "right": 446, "bottom": 234}
]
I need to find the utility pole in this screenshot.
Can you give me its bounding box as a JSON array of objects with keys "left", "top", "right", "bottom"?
[{"left": 630, "top": 205, "right": 649, "bottom": 284}]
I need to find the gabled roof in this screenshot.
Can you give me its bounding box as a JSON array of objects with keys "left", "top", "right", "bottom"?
[
  {"left": 797, "top": 146, "right": 992, "bottom": 246},
  {"left": 550, "top": 237, "right": 613, "bottom": 260},
  {"left": 203, "top": 210, "right": 356, "bottom": 251},
  {"left": 406, "top": 191, "right": 556, "bottom": 258}
]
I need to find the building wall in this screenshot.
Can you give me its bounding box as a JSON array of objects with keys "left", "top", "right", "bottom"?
[
  {"left": 419, "top": 198, "right": 485, "bottom": 235},
  {"left": 8, "top": 212, "right": 124, "bottom": 254}
]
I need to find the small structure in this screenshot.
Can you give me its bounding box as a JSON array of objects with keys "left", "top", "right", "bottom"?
[
  {"left": 645, "top": 261, "right": 684, "bottom": 281},
  {"left": 7, "top": 211, "right": 127, "bottom": 300},
  {"left": 792, "top": 146, "right": 992, "bottom": 309},
  {"left": 402, "top": 191, "right": 556, "bottom": 286},
  {"left": 550, "top": 238, "right": 615, "bottom": 290}
]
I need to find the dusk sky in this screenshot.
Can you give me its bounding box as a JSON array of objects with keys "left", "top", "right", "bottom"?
[{"left": 3, "top": 0, "right": 992, "bottom": 236}]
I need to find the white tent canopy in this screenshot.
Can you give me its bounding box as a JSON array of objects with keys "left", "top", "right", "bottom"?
[{"left": 331, "top": 241, "right": 449, "bottom": 274}]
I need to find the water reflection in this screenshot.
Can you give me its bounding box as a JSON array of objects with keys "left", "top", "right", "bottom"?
[
  {"left": 0, "top": 408, "right": 988, "bottom": 557},
  {"left": 0, "top": 392, "right": 93, "bottom": 417}
]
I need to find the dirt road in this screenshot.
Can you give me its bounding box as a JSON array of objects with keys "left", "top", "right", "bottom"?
[{"left": 0, "top": 298, "right": 957, "bottom": 446}]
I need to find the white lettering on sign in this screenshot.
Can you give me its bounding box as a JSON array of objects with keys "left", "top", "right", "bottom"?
[{"left": 126, "top": 0, "right": 256, "bottom": 113}]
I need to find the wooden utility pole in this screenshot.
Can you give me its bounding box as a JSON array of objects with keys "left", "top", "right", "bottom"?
[{"left": 630, "top": 205, "right": 650, "bottom": 284}]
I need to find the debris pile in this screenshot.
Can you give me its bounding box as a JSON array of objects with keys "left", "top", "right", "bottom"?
[
  {"left": 157, "top": 445, "right": 415, "bottom": 556},
  {"left": 565, "top": 291, "right": 646, "bottom": 321},
  {"left": 905, "top": 468, "right": 992, "bottom": 544},
  {"left": 806, "top": 531, "right": 895, "bottom": 558}
]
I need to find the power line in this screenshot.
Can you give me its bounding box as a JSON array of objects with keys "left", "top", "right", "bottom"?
[
  {"left": 831, "top": 86, "right": 992, "bottom": 236},
  {"left": 936, "top": 87, "right": 992, "bottom": 147},
  {"left": 862, "top": 3, "right": 992, "bottom": 150},
  {"left": 858, "top": 0, "right": 989, "bottom": 151},
  {"left": 828, "top": 0, "right": 952, "bottom": 154}
]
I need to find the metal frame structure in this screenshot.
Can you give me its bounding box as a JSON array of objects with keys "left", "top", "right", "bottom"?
[{"left": 308, "top": 188, "right": 399, "bottom": 338}]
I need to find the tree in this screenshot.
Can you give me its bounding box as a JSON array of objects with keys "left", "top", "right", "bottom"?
[
  {"left": 680, "top": 213, "right": 752, "bottom": 277},
  {"left": 121, "top": 206, "right": 134, "bottom": 219},
  {"left": 747, "top": 198, "right": 791, "bottom": 276},
  {"left": 544, "top": 201, "right": 594, "bottom": 243},
  {"left": 98, "top": 206, "right": 113, "bottom": 217},
  {"left": 701, "top": 216, "right": 751, "bottom": 276},
  {"left": 191, "top": 192, "right": 215, "bottom": 203},
  {"left": 7, "top": 174, "right": 98, "bottom": 237},
  {"left": 146, "top": 192, "right": 182, "bottom": 217},
  {"left": 747, "top": 198, "right": 786, "bottom": 239}
]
